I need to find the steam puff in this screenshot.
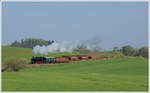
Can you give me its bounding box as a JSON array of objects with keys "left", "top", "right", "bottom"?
[{"left": 32, "top": 40, "right": 80, "bottom": 55}]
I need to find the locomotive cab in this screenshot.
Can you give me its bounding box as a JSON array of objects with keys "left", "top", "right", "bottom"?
[{"left": 31, "top": 57, "right": 46, "bottom": 64}]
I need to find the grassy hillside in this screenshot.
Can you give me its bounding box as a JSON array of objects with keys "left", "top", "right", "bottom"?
[
  {"left": 2, "top": 46, "right": 87, "bottom": 64},
  {"left": 2, "top": 58, "right": 148, "bottom": 91},
  {"left": 2, "top": 46, "right": 33, "bottom": 64}
]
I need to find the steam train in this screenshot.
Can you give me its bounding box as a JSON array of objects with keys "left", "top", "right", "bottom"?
[{"left": 30, "top": 56, "right": 97, "bottom": 64}]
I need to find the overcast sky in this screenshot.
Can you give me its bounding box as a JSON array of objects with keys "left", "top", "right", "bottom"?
[{"left": 2, "top": 2, "right": 148, "bottom": 50}]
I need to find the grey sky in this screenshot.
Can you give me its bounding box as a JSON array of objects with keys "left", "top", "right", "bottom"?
[{"left": 2, "top": 2, "right": 148, "bottom": 50}]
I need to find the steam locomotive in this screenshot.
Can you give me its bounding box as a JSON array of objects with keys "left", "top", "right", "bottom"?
[{"left": 30, "top": 56, "right": 97, "bottom": 64}]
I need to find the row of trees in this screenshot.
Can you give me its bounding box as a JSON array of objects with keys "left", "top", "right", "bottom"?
[
  {"left": 10, "top": 38, "right": 54, "bottom": 48},
  {"left": 113, "top": 45, "right": 148, "bottom": 58},
  {"left": 75, "top": 44, "right": 148, "bottom": 59}
]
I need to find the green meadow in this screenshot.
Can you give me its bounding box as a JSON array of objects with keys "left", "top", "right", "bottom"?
[{"left": 2, "top": 46, "right": 148, "bottom": 91}]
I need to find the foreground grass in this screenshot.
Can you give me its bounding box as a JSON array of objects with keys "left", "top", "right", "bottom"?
[{"left": 2, "top": 58, "right": 148, "bottom": 91}]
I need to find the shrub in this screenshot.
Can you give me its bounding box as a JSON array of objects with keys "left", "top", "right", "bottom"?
[
  {"left": 2, "top": 58, "right": 27, "bottom": 72},
  {"left": 88, "top": 51, "right": 102, "bottom": 58},
  {"left": 108, "top": 52, "right": 124, "bottom": 58},
  {"left": 138, "top": 46, "right": 148, "bottom": 58},
  {"left": 113, "top": 46, "right": 120, "bottom": 52},
  {"left": 132, "top": 48, "right": 139, "bottom": 56},
  {"left": 122, "top": 45, "right": 135, "bottom": 56},
  {"left": 77, "top": 48, "right": 90, "bottom": 53}
]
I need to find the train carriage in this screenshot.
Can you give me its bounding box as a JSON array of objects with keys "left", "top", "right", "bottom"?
[
  {"left": 88, "top": 56, "right": 97, "bottom": 60},
  {"left": 79, "top": 56, "right": 89, "bottom": 60},
  {"left": 46, "top": 57, "right": 56, "bottom": 63},
  {"left": 69, "top": 56, "right": 80, "bottom": 61},
  {"left": 55, "top": 57, "right": 69, "bottom": 63}
]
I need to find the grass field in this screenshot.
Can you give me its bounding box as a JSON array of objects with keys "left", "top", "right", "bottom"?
[
  {"left": 2, "top": 46, "right": 148, "bottom": 91},
  {"left": 2, "top": 46, "right": 33, "bottom": 64}
]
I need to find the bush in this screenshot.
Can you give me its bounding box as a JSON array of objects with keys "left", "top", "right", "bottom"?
[
  {"left": 113, "top": 46, "right": 120, "bottom": 52},
  {"left": 88, "top": 51, "right": 102, "bottom": 58},
  {"left": 132, "top": 48, "right": 139, "bottom": 56},
  {"left": 122, "top": 45, "right": 135, "bottom": 56},
  {"left": 77, "top": 48, "right": 90, "bottom": 53},
  {"left": 98, "top": 51, "right": 124, "bottom": 59},
  {"left": 2, "top": 58, "right": 27, "bottom": 72},
  {"left": 139, "top": 46, "right": 148, "bottom": 58},
  {"left": 108, "top": 52, "right": 124, "bottom": 58}
]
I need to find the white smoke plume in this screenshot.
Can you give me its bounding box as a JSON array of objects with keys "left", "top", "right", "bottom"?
[
  {"left": 32, "top": 36, "right": 101, "bottom": 56},
  {"left": 32, "top": 40, "right": 80, "bottom": 55}
]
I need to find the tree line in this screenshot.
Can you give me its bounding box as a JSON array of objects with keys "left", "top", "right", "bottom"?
[
  {"left": 113, "top": 45, "right": 148, "bottom": 58},
  {"left": 75, "top": 45, "right": 148, "bottom": 59},
  {"left": 10, "top": 38, "right": 54, "bottom": 48},
  {"left": 9, "top": 38, "right": 148, "bottom": 59}
]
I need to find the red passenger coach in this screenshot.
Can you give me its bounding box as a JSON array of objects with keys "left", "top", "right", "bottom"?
[
  {"left": 79, "top": 56, "right": 89, "bottom": 60},
  {"left": 69, "top": 56, "right": 79, "bottom": 61},
  {"left": 55, "top": 57, "right": 69, "bottom": 63},
  {"left": 88, "top": 56, "right": 97, "bottom": 60}
]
